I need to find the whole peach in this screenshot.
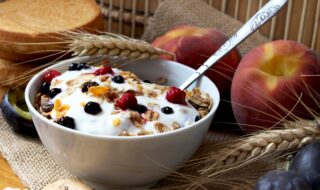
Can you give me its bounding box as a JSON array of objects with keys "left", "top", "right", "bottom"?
[
  {"left": 152, "top": 25, "right": 241, "bottom": 99},
  {"left": 231, "top": 40, "right": 320, "bottom": 133}
]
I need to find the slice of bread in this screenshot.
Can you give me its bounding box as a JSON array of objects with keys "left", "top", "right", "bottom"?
[{"left": 0, "top": 0, "right": 104, "bottom": 61}]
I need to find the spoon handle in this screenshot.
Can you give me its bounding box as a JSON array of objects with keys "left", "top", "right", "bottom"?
[{"left": 179, "top": 0, "right": 288, "bottom": 90}]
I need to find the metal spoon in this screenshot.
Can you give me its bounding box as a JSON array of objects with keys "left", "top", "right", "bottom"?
[{"left": 179, "top": 0, "right": 288, "bottom": 90}]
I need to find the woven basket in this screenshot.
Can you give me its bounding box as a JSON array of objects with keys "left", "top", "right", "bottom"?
[{"left": 97, "top": 0, "right": 320, "bottom": 52}]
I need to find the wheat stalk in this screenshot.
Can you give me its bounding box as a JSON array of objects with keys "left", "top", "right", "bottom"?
[
  {"left": 66, "top": 31, "right": 175, "bottom": 60},
  {"left": 0, "top": 31, "right": 176, "bottom": 88},
  {"left": 154, "top": 119, "right": 320, "bottom": 190},
  {"left": 200, "top": 124, "right": 320, "bottom": 176}
]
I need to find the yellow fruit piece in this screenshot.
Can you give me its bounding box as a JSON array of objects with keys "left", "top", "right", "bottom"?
[
  {"left": 88, "top": 86, "right": 109, "bottom": 97},
  {"left": 54, "top": 99, "right": 70, "bottom": 118},
  {"left": 112, "top": 118, "right": 121, "bottom": 127},
  {"left": 186, "top": 91, "right": 193, "bottom": 98}
]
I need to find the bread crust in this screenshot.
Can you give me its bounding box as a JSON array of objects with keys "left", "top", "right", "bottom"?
[
  {"left": 0, "top": 57, "right": 40, "bottom": 100},
  {"left": 0, "top": 57, "right": 39, "bottom": 85},
  {"left": 0, "top": 0, "right": 104, "bottom": 61}
]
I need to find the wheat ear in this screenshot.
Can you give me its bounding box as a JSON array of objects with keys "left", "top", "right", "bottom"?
[
  {"left": 155, "top": 119, "right": 319, "bottom": 189},
  {"left": 200, "top": 123, "right": 320, "bottom": 176},
  {"left": 66, "top": 32, "right": 175, "bottom": 60}
]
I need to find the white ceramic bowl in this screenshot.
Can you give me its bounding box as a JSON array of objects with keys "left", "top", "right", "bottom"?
[{"left": 25, "top": 56, "right": 220, "bottom": 189}]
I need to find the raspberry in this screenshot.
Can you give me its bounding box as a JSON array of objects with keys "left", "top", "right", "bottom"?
[
  {"left": 116, "top": 92, "right": 137, "bottom": 110},
  {"left": 94, "top": 66, "right": 113, "bottom": 75},
  {"left": 43, "top": 69, "right": 61, "bottom": 83},
  {"left": 165, "top": 86, "right": 186, "bottom": 105}
]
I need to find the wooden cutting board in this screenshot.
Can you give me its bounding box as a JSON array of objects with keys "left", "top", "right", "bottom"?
[{"left": 0, "top": 153, "right": 25, "bottom": 189}]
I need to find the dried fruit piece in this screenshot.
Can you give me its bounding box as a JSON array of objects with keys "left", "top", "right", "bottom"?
[
  {"left": 53, "top": 99, "right": 70, "bottom": 118},
  {"left": 88, "top": 86, "right": 109, "bottom": 97},
  {"left": 112, "top": 118, "right": 121, "bottom": 127},
  {"left": 81, "top": 81, "right": 99, "bottom": 93}
]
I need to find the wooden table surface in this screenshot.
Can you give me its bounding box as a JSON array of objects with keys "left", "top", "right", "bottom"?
[{"left": 0, "top": 153, "right": 25, "bottom": 189}]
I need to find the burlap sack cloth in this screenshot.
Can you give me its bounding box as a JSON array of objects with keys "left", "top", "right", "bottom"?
[{"left": 0, "top": 0, "right": 269, "bottom": 189}]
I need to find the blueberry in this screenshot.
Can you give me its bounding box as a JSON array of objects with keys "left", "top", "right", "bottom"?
[
  {"left": 49, "top": 88, "right": 61, "bottom": 98},
  {"left": 112, "top": 75, "right": 125, "bottom": 83},
  {"left": 40, "top": 82, "right": 51, "bottom": 94},
  {"left": 57, "top": 116, "right": 75, "bottom": 129},
  {"left": 81, "top": 81, "right": 99, "bottom": 93},
  {"left": 78, "top": 63, "right": 90, "bottom": 70},
  {"left": 68, "top": 63, "right": 90, "bottom": 71},
  {"left": 136, "top": 104, "right": 147, "bottom": 113},
  {"left": 143, "top": 80, "right": 151, "bottom": 83},
  {"left": 195, "top": 115, "right": 201, "bottom": 122},
  {"left": 84, "top": 101, "right": 102, "bottom": 115},
  {"left": 68, "top": 63, "right": 80, "bottom": 71},
  {"left": 161, "top": 106, "right": 174, "bottom": 114}
]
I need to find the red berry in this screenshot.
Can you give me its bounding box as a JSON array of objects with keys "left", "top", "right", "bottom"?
[
  {"left": 43, "top": 69, "right": 61, "bottom": 83},
  {"left": 94, "top": 66, "right": 113, "bottom": 75},
  {"left": 166, "top": 86, "right": 186, "bottom": 105},
  {"left": 116, "top": 92, "right": 138, "bottom": 110}
]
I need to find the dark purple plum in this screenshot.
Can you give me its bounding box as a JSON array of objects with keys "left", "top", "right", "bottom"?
[
  {"left": 254, "top": 170, "right": 312, "bottom": 190},
  {"left": 290, "top": 141, "right": 320, "bottom": 190},
  {"left": 1, "top": 88, "right": 37, "bottom": 137}
]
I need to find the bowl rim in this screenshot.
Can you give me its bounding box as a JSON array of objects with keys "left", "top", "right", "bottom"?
[{"left": 25, "top": 56, "right": 220, "bottom": 140}]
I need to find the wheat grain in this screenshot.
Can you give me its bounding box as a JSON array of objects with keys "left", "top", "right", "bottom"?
[{"left": 67, "top": 32, "right": 175, "bottom": 60}]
